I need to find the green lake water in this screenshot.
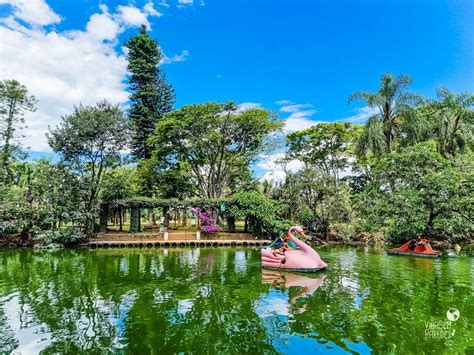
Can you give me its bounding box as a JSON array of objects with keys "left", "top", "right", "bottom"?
[{"left": 0, "top": 246, "right": 473, "bottom": 354}]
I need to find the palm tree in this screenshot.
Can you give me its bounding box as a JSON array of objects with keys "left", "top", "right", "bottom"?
[
  {"left": 349, "top": 72, "right": 421, "bottom": 157},
  {"left": 431, "top": 87, "right": 474, "bottom": 158}
]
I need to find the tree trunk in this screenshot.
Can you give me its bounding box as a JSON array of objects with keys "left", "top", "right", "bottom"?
[
  {"left": 119, "top": 207, "right": 123, "bottom": 232},
  {"left": 183, "top": 212, "right": 188, "bottom": 227},
  {"left": 424, "top": 210, "right": 439, "bottom": 237},
  {"left": 130, "top": 207, "right": 141, "bottom": 233},
  {"left": 0, "top": 98, "right": 16, "bottom": 184},
  {"left": 163, "top": 206, "right": 170, "bottom": 227},
  {"left": 99, "top": 204, "right": 109, "bottom": 233},
  {"left": 227, "top": 216, "right": 236, "bottom": 232},
  {"left": 20, "top": 230, "right": 30, "bottom": 245},
  {"left": 21, "top": 165, "right": 33, "bottom": 244},
  {"left": 385, "top": 132, "right": 392, "bottom": 153}
]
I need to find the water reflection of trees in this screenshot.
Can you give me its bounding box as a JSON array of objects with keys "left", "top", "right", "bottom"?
[
  {"left": 0, "top": 247, "right": 472, "bottom": 353},
  {"left": 290, "top": 247, "right": 473, "bottom": 353},
  {"left": 0, "top": 248, "right": 276, "bottom": 353}
]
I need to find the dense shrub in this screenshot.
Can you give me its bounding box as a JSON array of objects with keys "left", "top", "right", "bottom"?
[
  {"left": 34, "top": 227, "right": 85, "bottom": 246},
  {"left": 229, "top": 191, "right": 293, "bottom": 239}
]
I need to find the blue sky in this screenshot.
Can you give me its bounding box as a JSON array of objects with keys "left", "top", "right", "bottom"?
[
  {"left": 49, "top": 0, "right": 473, "bottom": 112},
  {"left": 0, "top": 0, "right": 473, "bottom": 178}
]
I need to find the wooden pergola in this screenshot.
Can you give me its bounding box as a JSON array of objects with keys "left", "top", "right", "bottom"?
[{"left": 100, "top": 197, "right": 232, "bottom": 233}]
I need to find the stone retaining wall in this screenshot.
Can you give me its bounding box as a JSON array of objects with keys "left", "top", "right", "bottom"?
[
  {"left": 201, "top": 232, "right": 256, "bottom": 240},
  {"left": 96, "top": 231, "right": 260, "bottom": 241},
  {"left": 85, "top": 239, "right": 270, "bottom": 248}
]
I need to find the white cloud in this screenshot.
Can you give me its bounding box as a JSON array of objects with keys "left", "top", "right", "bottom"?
[
  {"left": 0, "top": 0, "right": 60, "bottom": 26},
  {"left": 0, "top": 24, "right": 128, "bottom": 150},
  {"left": 284, "top": 116, "right": 322, "bottom": 132},
  {"left": 275, "top": 100, "right": 321, "bottom": 132},
  {"left": 86, "top": 11, "right": 120, "bottom": 41},
  {"left": 161, "top": 49, "right": 190, "bottom": 64},
  {"left": 275, "top": 99, "right": 292, "bottom": 106},
  {"left": 343, "top": 106, "right": 379, "bottom": 123},
  {"left": 177, "top": 0, "right": 205, "bottom": 8},
  {"left": 258, "top": 153, "right": 304, "bottom": 183},
  {"left": 255, "top": 294, "right": 289, "bottom": 317},
  {"left": 279, "top": 103, "right": 313, "bottom": 114},
  {"left": 117, "top": 5, "right": 151, "bottom": 28},
  {"left": 255, "top": 100, "right": 371, "bottom": 182},
  {"left": 144, "top": 1, "right": 163, "bottom": 17},
  {"left": 98, "top": 4, "right": 109, "bottom": 13},
  {"left": 0, "top": 1, "right": 185, "bottom": 151}
]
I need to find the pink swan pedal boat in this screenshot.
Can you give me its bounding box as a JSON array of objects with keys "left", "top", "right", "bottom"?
[{"left": 261, "top": 226, "right": 328, "bottom": 273}]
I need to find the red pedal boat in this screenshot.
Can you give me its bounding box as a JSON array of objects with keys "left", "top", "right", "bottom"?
[{"left": 388, "top": 238, "right": 441, "bottom": 258}]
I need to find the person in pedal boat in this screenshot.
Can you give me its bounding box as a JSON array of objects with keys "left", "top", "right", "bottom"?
[
  {"left": 409, "top": 236, "right": 430, "bottom": 251},
  {"left": 271, "top": 235, "right": 292, "bottom": 261}
]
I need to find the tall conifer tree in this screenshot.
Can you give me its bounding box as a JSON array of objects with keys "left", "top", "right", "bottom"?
[
  {"left": 0, "top": 79, "right": 37, "bottom": 184},
  {"left": 125, "top": 25, "right": 175, "bottom": 160}
]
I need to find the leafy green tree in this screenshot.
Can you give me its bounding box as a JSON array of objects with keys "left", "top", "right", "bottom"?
[
  {"left": 430, "top": 87, "right": 474, "bottom": 158},
  {"left": 101, "top": 166, "right": 137, "bottom": 203},
  {"left": 47, "top": 101, "right": 129, "bottom": 236},
  {"left": 27, "top": 159, "right": 82, "bottom": 228},
  {"left": 0, "top": 79, "right": 37, "bottom": 184},
  {"left": 349, "top": 72, "right": 421, "bottom": 157},
  {"left": 354, "top": 143, "right": 473, "bottom": 241},
  {"left": 271, "top": 167, "right": 352, "bottom": 237},
  {"left": 101, "top": 166, "right": 137, "bottom": 231},
  {"left": 125, "top": 25, "right": 175, "bottom": 160},
  {"left": 282, "top": 123, "right": 360, "bottom": 236},
  {"left": 0, "top": 160, "right": 82, "bottom": 243},
  {"left": 0, "top": 190, "right": 43, "bottom": 244},
  {"left": 152, "top": 102, "right": 282, "bottom": 199},
  {"left": 287, "top": 122, "right": 361, "bottom": 186},
  {"left": 229, "top": 191, "right": 292, "bottom": 238}
]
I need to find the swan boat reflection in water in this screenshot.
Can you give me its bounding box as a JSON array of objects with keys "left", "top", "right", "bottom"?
[{"left": 261, "top": 269, "right": 327, "bottom": 313}]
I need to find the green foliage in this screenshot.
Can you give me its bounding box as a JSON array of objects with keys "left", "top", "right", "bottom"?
[
  {"left": 101, "top": 166, "right": 137, "bottom": 202},
  {"left": 48, "top": 100, "right": 129, "bottom": 236},
  {"left": 34, "top": 227, "right": 85, "bottom": 246},
  {"left": 287, "top": 122, "right": 361, "bottom": 184},
  {"left": 356, "top": 116, "right": 385, "bottom": 158},
  {"left": 129, "top": 207, "right": 141, "bottom": 233},
  {"left": 1, "top": 74, "right": 472, "bottom": 245},
  {"left": 278, "top": 122, "right": 360, "bottom": 236},
  {"left": 430, "top": 87, "right": 474, "bottom": 158},
  {"left": 133, "top": 158, "right": 195, "bottom": 199},
  {"left": 0, "top": 79, "right": 37, "bottom": 184},
  {"left": 105, "top": 197, "right": 228, "bottom": 210},
  {"left": 350, "top": 72, "right": 422, "bottom": 157},
  {"left": 152, "top": 102, "right": 282, "bottom": 199},
  {"left": 27, "top": 160, "right": 83, "bottom": 224},
  {"left": 229, "top": 191, "right": 292, "bottom": 238},
  {"left": 354, "top": 143, "right": 473, "bottom": 241},
  {"left": 330, "top": 222, "right": 356, "bottom": 240},
  {"left": 0, "top": 162, "right": 85, "bottom": 243},
  {"left": 270, "top": 167, "right": 353, "bottom": 236},
  {"left": 99, "top": 203, "right": 109, "bottom": 233},
  {"left": 125, "top": 25, "right": 175, "bottom": 160}
]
